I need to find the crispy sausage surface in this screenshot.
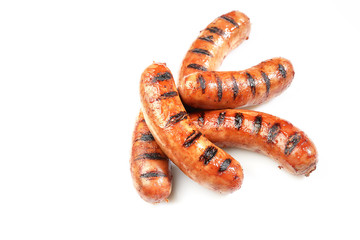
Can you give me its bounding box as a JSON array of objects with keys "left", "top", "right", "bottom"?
[
  {"left": 179, "top": 10, "right": 251, "bottom": 81},
  {"left": 130, "top": 111, "right": 172, "bottom": 203},
  {"left": 140, "top": 63, "right": 243, "bottom": 193},
  {"left": 190, "top": 109, "right": 317, "bottom": 176},
  {"left": 180, "top": 58, "right": 294, "bottom": 109},
  {"left": 178, "top": 11, "right": 293, "bottom": 109}
]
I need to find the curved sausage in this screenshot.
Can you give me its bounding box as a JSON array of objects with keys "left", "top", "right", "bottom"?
[
  {"left": 178, "top": 10, "right": 294, "bottom": 109},
  {"left": 178, "top": 10, "right": 251, "bottom": 81},
  {"left": 190, "top": 109, "right": 317, "bottom": 176},
  {"left": 140, "top": 63, "right": 243, "bottom": 193},
  {"left": 130, "top": 111, "right": 172, "bottom": 203},
  {"left": 180, "top": 57, "right": 294, "bottom": 109}
]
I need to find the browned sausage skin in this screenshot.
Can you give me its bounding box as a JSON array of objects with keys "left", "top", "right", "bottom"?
[
  {"left": 130, "top": 111, "right": 172, "bottom": 203},
  {"left": 180, "top": 58, "right": 294, "bottom": 109},
  {"left": 190, "top": 109, "right": 317, "bottom": 176},
  {"left": 179, "top": 10, "right": 251, "bottom": 81},
  {"left": 140, "top": 63, "right": 244, "bottom": 193},
  {"left": 178, "top": 10, "right": 294, "bottom": 110}
]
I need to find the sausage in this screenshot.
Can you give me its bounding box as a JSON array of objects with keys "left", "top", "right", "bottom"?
[
  {"left": 178, "top": 10, "right": 251, "bottom": 82},
  {"left": 190, "top": 109, "right": 317, "bottom": 176},
  {"left": 179, "top": 58, "right": 294, "bottom": 109},
  {"left": 140, "top": 63, "right": 244, "bottom": 193},
  {"left": 178, "top": 10, "right": 294, "bottom": 109},
  {"left": 130, "top": 111, "right": 172, "bottom": 203}
]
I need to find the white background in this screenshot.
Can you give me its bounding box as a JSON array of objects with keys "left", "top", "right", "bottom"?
[{"left": 1, "top": 0, "right": 359, "bottom": 239}]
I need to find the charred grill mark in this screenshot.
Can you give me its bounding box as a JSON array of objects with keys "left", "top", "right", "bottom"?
[
  {"left": 200, "top": 146, "right": 218, "bottom": 165},
  {"left": 198, "top": 35, "right": 214, "bottom": 44},
  {"left": 261, "top": 71, "right": 271, "bottom": 97},
  {"left": 134, "top": 153, "right": 168, "bottom": 161},
  {"left": 157, "top": 91, "right": 178, "bottom": 100},
  {"left": 217, "top": 111, "right": 226, "bottom": 127},
  {"left": 253, "top": 115, "right": 262, "bottom": 134},
  {"left": 219, "top": 159, "right": 232, "bottom": 172},
  {"left": 285, "top": 133, "right": 301, "bottom": 155},
  {"left": 187, "top": 63, "right": 208, "bottom": 72},
  {"left": 197, "top": 74, "right": 206, "bottom": 94},
  {"left": 267, "top": 123, "right": 281, "bottom": 143},
  {"left": 206, "top": 27, "right": 225, "bottom": 36},
  {"left": 234, "top": 113, "right": 243, "bottom": 130},
  {"left": 246, "top": 72, "right": 256, "bottom": 96},
  {"left": 140, "top": 171, "right": 167, "bottom": 178},
  {"left": 165, "top": 111, "right": 188, "bottom": 127},
  {"left": 152, "top": 72, "right": 172, "bottom": 82},
  {"left": 278, "top": 64, "right": 287, "bottom": 78},
  {"left": 136, "top": 132, "right": 155, "bottom": 142},
  {"left": 190, "top": 48, "right": 213, "bottom": 57},
  {"left": 215, "top": 74, "right": 223, "bottom": 102},
  {"left": 220, "top": 15, "right": 239, "bottom": 28},
  {"left": 198, "top": 112, "right": 205, "bottom": 127},
  {"left": 183, "top": 130, "right": 202, "bottom": 148},
  {"left": 231, "top": 74, "right": 239, "bottom": 100}
]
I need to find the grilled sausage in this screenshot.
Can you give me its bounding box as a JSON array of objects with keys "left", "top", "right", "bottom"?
[
  {"left": 178, "top": 11, "right": 294, "bottom": 109},
  {"left": 130, "top": 111, "right": 172, "bottom": 203},
  {"left": 190, "top": 109, "right": 317, "bottom": 176},
  {"left": 179, "top": 10, "right": 251, "bottom": 81},
  {"left": 180, "top": 58, "right": 294, "bottom": 109},
  {"left": 140, "top": 63, "right": 244, "bottom": 193}
]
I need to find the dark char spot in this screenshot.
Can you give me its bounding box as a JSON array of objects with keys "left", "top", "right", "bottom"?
[
  {"left": 220, "top": 15, "right": 239, "bottom": 28},
  {"left": 200, "top": 146, "right": 218, "bottom": 165},
  {"left": 165, "top": 111, "right": 188, "bottom": 127},
  {"left": 153, "top": 72, "right": 172, "bottom": 82},
  {"left": 198, "top": 35, "right": 214, "bottom": 44},
  {"left": 261, "top": 71, "right": 271, "bottom": 97},
  {"left": 219, "top": 159, "right": 232, "bottom": 172},
  {"left": 137, "top": 132, "right": 154, "bottom": 142},
  {"left": 215, "top": 74, "right": 223, "bottom": 102},
  {"left": 217, "top": 111, "right": 226, "bottom": 127},
  {"left": 183, "top": 130, "right": 202, "bottom": 148},
  {"left": 267, "top": 123, "right": 281, "bottom": 143},
  {"left": 278, "top": 64, "right": 287, "bottom": 78},
  {"left": 197, "top": 74, "right": 206, "bottom": 94},
  {"left": 246, "top": 72, "right": 256, "bottom": 96},
  {"left": 284, "top": 133, "right": 301, "bottom": 155},
  {"left": 253, "top": 115, "right": 262, "bottom": 134},
  {"left": 140, "top": 171, "right": 167, "bottom": 178},
  {"left": 187, "top": 63, "right": 208, "bottom": 72},
  {"left": 157, "top": 91, "right": 178, "bottom": 100},
  {"left": 190, "top": 48, "right": 213, "bottom": 57},
  {"left": 234, "top": 113, "right": 243, "bottom": 130},
  {"left": 206, "top": 27, "right": 225, "bottom": 36},
  {"left": 232, "top": 74, "right": 239, "bottom": 100},
  {"left": 135, "top": 153, "right": 168, "bottom": 161}
]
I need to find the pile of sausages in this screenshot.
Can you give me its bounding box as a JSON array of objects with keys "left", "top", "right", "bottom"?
[{"left": 130, "top": 11, "right": 318, "bottom": 203}]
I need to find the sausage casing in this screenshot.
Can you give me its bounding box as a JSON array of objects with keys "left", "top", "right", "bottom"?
[
  {"left": 179, "top": 10, "right": 251, "bottom": 81},
  {"left": 130, "top": 111, "right": 172, "bottom": 203},
  {"left": 180, "top": 57, "right": 294, "bottom": 109},
  {"left": 190, "top": 109, "right": 317, "bottom": 176},
  {"left": 140, "top": 63, "right": 244, "bottom": 193}
]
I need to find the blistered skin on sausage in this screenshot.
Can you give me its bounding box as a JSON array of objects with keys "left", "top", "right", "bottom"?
[
  {"left": 180, "top": 58, "right": 294, "bottom": 109},
  {"left": 130, "top": 112, "right": 172, "bottom": 203},
  {"left": 179, "top": 11, "right": 251, "bottom": 82},
  {"left": 190, "top": 109, "right": 317, "bottom": 176},
  {"left": 140, "top": 63, "right": 243, "bottom": 193}
]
